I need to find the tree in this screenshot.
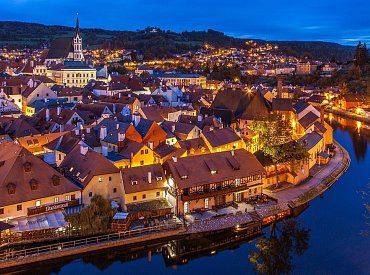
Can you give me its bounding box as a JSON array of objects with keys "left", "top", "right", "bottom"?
[
  {"left": 249, "top": 219, "right": 310, "bottom": 275},
  {"left": 66, "top": 195, "right": 116, "bottom": 235},
  {"left": 251, "top": 114, "right": 309, "bottom": 187}
]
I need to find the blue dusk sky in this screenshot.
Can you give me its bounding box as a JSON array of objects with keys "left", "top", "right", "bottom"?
[{"left": 0, "top": 0, "right": 369, "bottom": 45}]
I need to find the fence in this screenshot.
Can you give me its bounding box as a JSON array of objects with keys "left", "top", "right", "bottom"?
[{"left": 0, "top": 222, "right": 184, "bottom": 263}]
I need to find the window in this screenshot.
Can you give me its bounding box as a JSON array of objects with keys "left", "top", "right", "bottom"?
[
  {"left": 133, "top": 196, "right": 137, "bottom": 201},
  {"left": 113, "top": 188, "right": 117, "bottom": 193},
  {"left": 109, "top": 176, "right": 112, "bottom": 181},
  {"left": 140, "top": 150, "right": 144, "bottom": 155},
  {"left": 142, "top": 194, "right": 146, "bottom": 199},
  {"left": 184, "top": 202, "right": 189, "bottom": 214},
  {"left": 65, "top": 195, "right": 71, "bottom": 201},
  {"left": 24, "top": 162, "right": 32, "bottom": 172},
  {"left": 0, "top": 208, "right": 3, "bottom": 215},
  {"left": 54, "top": 197, "right": 59, "bottom": 203},
  {"left": 89, "top": 192, "right": 93, "bottom": 197},
  {"left": 140, "top": 160, "right": 144, "bottom": 166},
  {"left": 98, "top": 177, "right": 102, "bottom": 182},
  {"left": 7, "top": 183, "right": 15, "bottom": 195},
  {"left": 58, "top": 154, "right": 62, "bottom": 161},
  {"left": 145, "top": 149, "right": 148, "bottom": 154},
  {"left": 204, "top": 198, "right": 209, "bottom": 209},
  {"left": 35, "top": 200, "right": 41, "bottom": 207},
  {"left": 71, "top": 194, "right": 76, "bottom": 200},
  {"left": 30, "top": 179, "right": 38, "bottom": 190},
  {"left": 17, "top": 205, "right": 22, "bottom": 211},
  {"left": 156, "top": 191, "right": 160, "bottom": 197}
]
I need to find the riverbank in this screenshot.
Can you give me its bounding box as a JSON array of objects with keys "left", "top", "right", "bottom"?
[
  {"left": 265, "top": 140, "right": 351, "bottom": 207},
  {"left": 325, "top": 107, "right": 370, "bottom": 125},
  {"left": 0, "top": 141, "right": 351, "bottom": 271}
]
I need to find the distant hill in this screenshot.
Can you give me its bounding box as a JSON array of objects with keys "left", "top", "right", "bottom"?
[{"left": 0, "top": 21, "right": 355, "bottom": 62}]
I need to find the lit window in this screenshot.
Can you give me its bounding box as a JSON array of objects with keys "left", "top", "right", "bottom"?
[
  {"left": 54, "top": 197, "right": 59, "bottom": 203},
  {"left": 98, "top": 177, "right": 102, "bottom": 182},
  {"left": 65, "top": 195, "right": 71, "bottom": 201},
  {"left": 35, "top": 200, "right": 41, "bottom": 207}
]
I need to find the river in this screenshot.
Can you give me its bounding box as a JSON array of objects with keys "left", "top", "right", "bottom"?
[{"left": 11, "top": 116, "right": 370, "bottom": 275}]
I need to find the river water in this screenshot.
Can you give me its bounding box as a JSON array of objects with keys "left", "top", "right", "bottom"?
[{"left": 13, "top": 116, "right": 370, "bottom": 275}]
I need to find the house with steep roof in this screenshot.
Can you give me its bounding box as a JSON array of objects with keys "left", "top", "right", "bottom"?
[
  {"left": 163, "top": 149, "right": 265, "bottom": 215},
  {"left": 0, "top": 142, "right": 81, "bottom": 220},
  {"left": 60, "top": 145, "right": 122, "bottom": 205},
  {"left": 121, "top": 164, "right": 172, "bottom": 219},
  {"left": 134, "top": 117, "right": 167, "bottom": 149},
  {"left": 201, "top": 127, "right": 245, "bottom": 153}
]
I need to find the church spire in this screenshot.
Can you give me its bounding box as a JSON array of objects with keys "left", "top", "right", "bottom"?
[{"left": 75, "top": 14, "right": 80, "bottom": 36}]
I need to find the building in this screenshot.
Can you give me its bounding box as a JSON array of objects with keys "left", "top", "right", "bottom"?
[
  {"left": 121, "top": 164, "right": 172, "bottom": 219},
  {"left": 201, "top": 127, "right": 245, "bottom": 153},
  {"left": 296, "top": 60, "right": 317, "bottom": 75},
  {"left": 164, "top": 150, "right": 265, "bottom": 215},
  {"left": 155, "top": 73, "right": 207, "bottom": 88},
  {"left": 0, "top": 142, "right": 81, "bottom": 221},
  {"left": 45, "top": 16, "right": 84, "bottom": 63},
  {"left": 60, "top": 145, "right": 122, "bottom": 206}
]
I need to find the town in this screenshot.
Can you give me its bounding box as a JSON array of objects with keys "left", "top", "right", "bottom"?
[{"left": 0, "top": 17, "right": 360, "bottom": 269}]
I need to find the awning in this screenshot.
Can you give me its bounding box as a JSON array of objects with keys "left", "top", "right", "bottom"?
[
  {"left": 7, "top": 211, "right": 68, "bottom": 233},
  {"left": 0, "top": 221, "right": 14, "bottom": 232},
  {"left": 113, "top": 212, "right": 129, "bottom": 220}
]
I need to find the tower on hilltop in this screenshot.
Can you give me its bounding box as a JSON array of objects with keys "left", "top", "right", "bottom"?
[{"left": 73, "top": 14, "right": 84, "bottom": 61}]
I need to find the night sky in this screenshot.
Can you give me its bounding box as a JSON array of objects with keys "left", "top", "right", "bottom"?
[{"left": 1, "top": 0, "right": 369, "bottom": 45}]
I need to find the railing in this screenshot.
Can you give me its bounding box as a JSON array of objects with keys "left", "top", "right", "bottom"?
[
  {"left": 292, "top": 140, "right": 351, "bottom": 206},
  {"left": 0, "top": 222, "right": 184, "bottom": 263}
]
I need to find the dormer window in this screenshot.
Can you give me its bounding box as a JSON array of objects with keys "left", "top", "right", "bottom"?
[
  {"left": 24, "top": 162, "right": 32, "bottom": 172},
  {"left": 30, "top": 179, "right": 38, "bottom": 190},
  {"left": 51, "top": 175, "right": 60, "bottom": 186},
  {"left": 131, "top": 180, "right": 138, "bottom": 185},
  {"left": 7, "top": 183, "right": 15, "bottom": 195}
]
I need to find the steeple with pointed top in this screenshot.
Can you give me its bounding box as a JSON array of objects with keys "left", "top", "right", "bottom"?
[
  {"left": 75, "top": 14, "right": 80, "bottom": 36},
  {"left": 73, "top": 14, "right": 84, "bottom": 61}
]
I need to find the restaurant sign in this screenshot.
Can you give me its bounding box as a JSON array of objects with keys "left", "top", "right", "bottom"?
[{"left": 28, "top": 199, "right": 79, "bottom": 216}]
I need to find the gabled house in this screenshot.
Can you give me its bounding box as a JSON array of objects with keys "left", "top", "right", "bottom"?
[
  {"left": 60, "top": 145, "right": 122, "bottom": 206},
  {"left": 0, "top": 142, "right": 81, "bottom": 220},
  {"left": 201, "top": 127, "right": 246, "bottom": 153}
]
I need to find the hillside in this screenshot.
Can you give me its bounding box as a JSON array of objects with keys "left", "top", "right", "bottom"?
[{"left": 0, "top": 21, "right": 355, "bottom": 62}]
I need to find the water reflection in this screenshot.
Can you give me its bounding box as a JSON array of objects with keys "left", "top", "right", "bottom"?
[
  {"left": 248, "top": 220, "right": 310, "bottom": 275},
  {"left": 327, "top": 115, "right": 370, "bottom": 162}
]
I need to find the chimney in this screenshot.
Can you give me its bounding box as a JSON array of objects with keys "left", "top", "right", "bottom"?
[
  {"left": 75, "top": 129, "right": 80, "bottom": 136},
  {"left": 77, "top": 121, "right": 82, "bottom": 130},
  {"left": 148, "top": 171, "right": 152, "bottom": 184},
  {"left": 57, "top": 106, "right": 61, "bottom": 116},
  {"left": 171, "top": 124, "right": 176, "bottom": 133},
  {"left": 231, "top": 150, "right": 235, "bottom": 157},
  {"left": 112, "top": 103, "right": 116, "bottom": 114},
  {"left": 133, "top": 114, "right": 141, "bottom": 127},
  {"left": 148, "top": 141, "right": 154, "bottom": 150},
  {"left": 320, "top": 108, "right": 325, "bottom": 124},
  {"left": 197, "top": 114, "right": 203, "bottom": 122},
  {"left": 118, "top": 132, "right": 125, "bottom": 142},
  {"left": 59, "top": 124, "right": 64, "bottom": 132},
  {"left": 86, "top": 127, "right": 91, "bottom": 134},
  {"left": 172, "top": 156, "right": 178, "bottom": 163},
  {"left": 80, "top": 144, "right": 88, "bottom": 155},
  {"left": 100, "top": 126, "right": 107, "bottom": 140},
  {"left": 102, "top": 145, "right": 108, "bottom": 156},
  {"left": 116, "top": 123, "right": 119, "bottom": 130},
  {"left": 46, "top": 108, "right": 50, "bottom": 121}
]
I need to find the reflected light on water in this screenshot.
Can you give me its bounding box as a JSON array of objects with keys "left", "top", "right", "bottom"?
[{"left": 357, "top": 121, "right": 362, "bottom": 131}]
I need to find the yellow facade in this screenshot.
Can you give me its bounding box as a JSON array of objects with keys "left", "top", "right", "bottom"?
[
  {"left": 0, "top": 191, "right": 81, "bottom": 221},
  {"left": 124, "top": 188, "right": 166, "bottom": 205},
  {"left": 81, "top": 174, "right": 123, "bottom": 206},
  {"left": 113, "top": 145, "right": 156, "bottom": 169},
  {"left": 202, "top": 138, "right": 246, "bottom": 153}
]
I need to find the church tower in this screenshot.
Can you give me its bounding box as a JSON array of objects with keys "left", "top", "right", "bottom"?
[{"left": 73, "top": 15, "right": 84, "bottom": 61}]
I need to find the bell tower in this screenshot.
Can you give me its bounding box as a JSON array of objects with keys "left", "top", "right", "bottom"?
[{"left": 73, "top": 15, "right": 84, "bottom": 61}]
